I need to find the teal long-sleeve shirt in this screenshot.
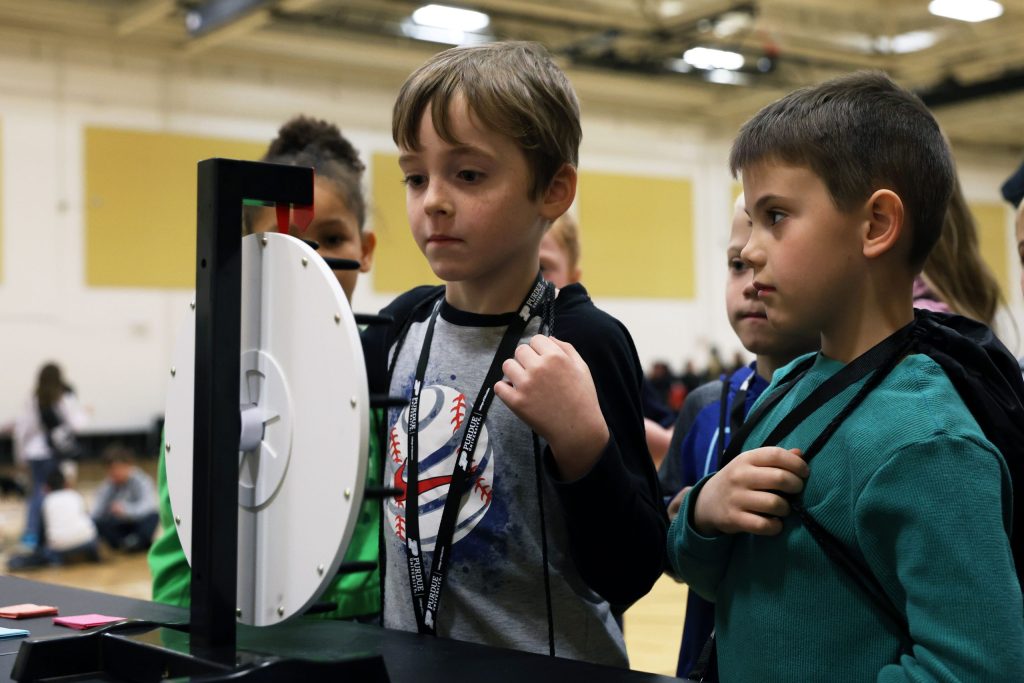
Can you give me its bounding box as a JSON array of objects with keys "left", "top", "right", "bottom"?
[{"left": 668, "top": 352, "right": 1023, "bottom": 682}]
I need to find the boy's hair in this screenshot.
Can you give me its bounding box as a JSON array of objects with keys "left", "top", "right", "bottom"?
[
  {"left": 392, "top": 41, "right": 582, "bottom": 199},
  {"left": 243, "top": 115, "right": 367, "bottom": 232},
  {"left": 46, "top": 467, "right": 66, "bottom": 492},
  {"left": 102, "top": 443, "right": 135, "bottom": 467},
  {"left": 729, "top": 71, "right": 954, "bottom": 268},
  {"left": 548, "top": 213, "right": 581, "bottom": 272}
]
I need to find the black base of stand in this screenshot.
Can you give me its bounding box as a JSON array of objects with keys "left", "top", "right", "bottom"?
[{"left": 12, "top": 622, "right": 390, "bottom": 682}]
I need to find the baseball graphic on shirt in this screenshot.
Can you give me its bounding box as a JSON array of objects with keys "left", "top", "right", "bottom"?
[{"left": 386, "top": 384, "right": 494, "bottom": 550}]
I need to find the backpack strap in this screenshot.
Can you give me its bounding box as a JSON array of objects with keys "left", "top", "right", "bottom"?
[
  {"left": 798, "top": 312, "right": 1024, "bottom": 652},
  {"left": 795, "top": 506, "right": 914, "bottom": 653},
  {"left": 723, "top": 322, "right": 918, "bottom": 649}
]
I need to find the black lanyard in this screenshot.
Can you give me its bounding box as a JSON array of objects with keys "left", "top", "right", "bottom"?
[
  {"left": 720, "top": 320, "right": 918, "bottom": 469},
  {"left": 404, "top": 275, "right": 551, "bottom": 635}
]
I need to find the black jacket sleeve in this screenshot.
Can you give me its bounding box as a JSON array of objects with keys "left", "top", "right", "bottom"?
[
  {"left": 543, "top": 285, "right": 669, "bottom": 606},
  {"left": 362, "top": 285, "right": 445, "bottom": 396}
]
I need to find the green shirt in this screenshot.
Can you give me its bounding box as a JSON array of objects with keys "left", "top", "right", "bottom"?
[
  {"left": 669, "top": 352, "right": 1023, "bottom": 682},
  {"left": 148, "top": 409, "right": 382, "bottom": 620}
]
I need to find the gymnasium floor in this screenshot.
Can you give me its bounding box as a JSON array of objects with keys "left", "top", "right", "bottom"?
[{"left": 0, "top": 460, "right": 687, "bottom": 677}]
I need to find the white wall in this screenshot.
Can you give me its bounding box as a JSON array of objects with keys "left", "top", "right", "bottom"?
[{"left": 1, "top": 36, "right": 1021, "bottom": 433}]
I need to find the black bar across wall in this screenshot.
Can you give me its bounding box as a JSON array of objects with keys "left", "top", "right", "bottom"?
[{"left": 191, "top": 158, "right": 313, "bottom": 656}]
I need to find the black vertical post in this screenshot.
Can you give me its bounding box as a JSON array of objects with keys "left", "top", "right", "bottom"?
[{"left": 191, "top": 158, "right": 313, "bottom": 656}]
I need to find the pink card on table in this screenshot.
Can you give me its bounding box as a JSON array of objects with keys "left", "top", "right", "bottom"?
[
  {"left": 53, "top": 614, "right": 126, "bottom": 630},
  {"left": 0, "top": 603, "right": 58, "bottom": 619}
]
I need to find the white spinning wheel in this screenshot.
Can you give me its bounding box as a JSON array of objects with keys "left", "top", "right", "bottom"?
[{"left": 164, "top": 232, "right": 369, "bottom": 626}]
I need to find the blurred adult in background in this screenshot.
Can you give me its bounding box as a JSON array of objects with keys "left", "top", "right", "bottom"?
[
  {"left": 13, "top": 362, "right": 88, "bottom": 549},
  {"left": 913, "top": 177, "right": 1002, "bottom": 327},
  {"left": 646, "top": 361, "right": 675, "bottom": 407},
  {"left": 679, "top": 360, "right": 701, "bottom": 394}
]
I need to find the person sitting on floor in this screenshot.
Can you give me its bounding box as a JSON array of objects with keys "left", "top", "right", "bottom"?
[
  {"left": 8, "top": 466, "right": 99, "bottom": 569},
  {"left": 92, "top": 445, "right": 158, "bottom": 552}
]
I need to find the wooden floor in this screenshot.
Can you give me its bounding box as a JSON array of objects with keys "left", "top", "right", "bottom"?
[{"left": 0, "top": 461, "right": 687, "bottom": 678}]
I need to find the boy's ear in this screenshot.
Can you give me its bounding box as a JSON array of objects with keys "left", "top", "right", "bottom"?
[
  {"left": 862, "top": 189, "right": 905, "bottom": 260},
  {"left": 540, "top": 163, "right": 577, "bottom": 221}
]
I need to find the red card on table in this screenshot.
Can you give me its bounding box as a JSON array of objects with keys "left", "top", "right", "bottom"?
[
  {"left": 0, "top": 603, "right": 58, "bottom": 619},
  {"left": 53, "top": 614, "right": 126, "bottom": 630}
]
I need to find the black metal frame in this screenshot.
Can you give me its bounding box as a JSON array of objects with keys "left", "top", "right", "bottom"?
[{"left": 191, "top": 158, "right": 313, "bottom": 656}]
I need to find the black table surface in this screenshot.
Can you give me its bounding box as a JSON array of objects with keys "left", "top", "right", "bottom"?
[{"left": 0, "top": 576, "right": 686, "bottom": 682}]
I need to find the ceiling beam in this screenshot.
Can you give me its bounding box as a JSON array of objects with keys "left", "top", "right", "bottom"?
[
  {"left": 919, "top": 69, "right": 1024, "bottom": 108},
  {"left": 458, "top": 0, "right": 653, "bottom": 31},
  {"left": 116, "top": 0, "right": 176, "bottom": 36},
  {"left": 183, "top": 8, "right": 272, "bottom": 55}
]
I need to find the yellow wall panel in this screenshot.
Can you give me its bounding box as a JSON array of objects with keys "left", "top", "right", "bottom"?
[
  {"left": 370, "top": 151, "right": 439, "bottom": 292},
  {"left": 85, "top": 127, "right": 266, "bottom": 288},
  {"left": 577, "top": 171, "right": 694, "bottom": 299},
  {"left": 969, "top": 201, "right": 1010, "bottom": 298}
]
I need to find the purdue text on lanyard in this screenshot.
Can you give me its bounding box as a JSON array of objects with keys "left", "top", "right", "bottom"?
[{"left": 404, "top": 275, "right": 551, "bottom": 634}]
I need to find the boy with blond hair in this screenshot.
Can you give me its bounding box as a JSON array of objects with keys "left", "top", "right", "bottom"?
[
  {"left": 660, "top": 194, "right": 818, "bottom": 678},
  {"left": 668, "top": 72, "right": 1024, "bottom": 681},
  {"left": 539, "top": 213, "right": 582, "bottom": 288},
  {"left": 364, "top": 42, "right": 665, "bottom": 666}
]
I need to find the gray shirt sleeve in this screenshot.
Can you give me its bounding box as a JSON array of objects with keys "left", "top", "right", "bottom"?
[
  {"left": 120, "top": 469, "right": 159, "bottom": 519},
  {"left": 658, "top": 380, "right": 724, "bottom": 496}
]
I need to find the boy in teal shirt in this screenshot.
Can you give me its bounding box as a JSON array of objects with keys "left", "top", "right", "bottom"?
[{"left": 668, "top": 72, "right": 1023, "bottom": 681}]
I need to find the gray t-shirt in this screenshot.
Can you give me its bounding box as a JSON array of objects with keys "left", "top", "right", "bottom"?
[{"left": 383, "top": 301, "right": 626, "bottom": 667}]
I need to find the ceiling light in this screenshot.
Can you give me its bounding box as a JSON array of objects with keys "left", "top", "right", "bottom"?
[
  {"left": 876, "top": 30, "right": 940, "bottom": 54},
  {"left": 713, "top": 11, "right": 755, "bottom": 38},
  {"left": 704, "top": 69, "right": 749, "bottom": 86},
  {"left": 683, "top": 47, "right": 744, "bottom": 71},
  {"left": 928, "top": 0, "right": 1003, "bottom": 23},
  {"left": 658, "top": 1, "right": 686, "bottom": 19},
  {"left": 412, "top": 4, "right": 490, "bottom": 32},
  {"left": 401, "top": 20, "right": 490, "bottom": 46}
]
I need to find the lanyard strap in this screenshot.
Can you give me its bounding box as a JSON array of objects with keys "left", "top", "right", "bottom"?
[
  {"left": 720, "top": 319, "right": 918, "bottom": 468},
  {"left": 404, "top": 275, "right": 551, "bottom": 634}
]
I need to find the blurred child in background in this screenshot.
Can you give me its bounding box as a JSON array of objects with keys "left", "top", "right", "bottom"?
[
  {"left": 7, "top": 466, "right": 99, "bottom": 569},
  {"left": 914, "top": 176, "right": 1002, "bottom": 325},
  {"left": 92, "top": 444, "right": 158, "bottom": 552},
  {"left": 539, "top": 213, "right": 675, "bottom": 465}
]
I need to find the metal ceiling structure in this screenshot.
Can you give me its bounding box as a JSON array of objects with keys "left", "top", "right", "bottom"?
[{"left": 1, "top": 0, "right": 1023, "bottom": 152}]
